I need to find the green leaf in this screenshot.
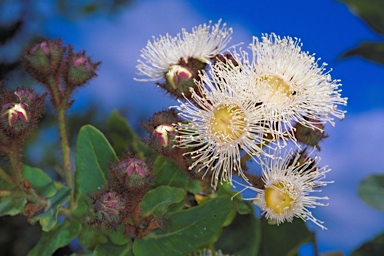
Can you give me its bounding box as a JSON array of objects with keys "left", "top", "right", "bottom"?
[
  {"left": 351, "top": 232, "right": 384, "bottom": 256},
  {"left": 259, "top": 218, "right": 313, "bottom": 256},
  {"left": 94, "top": 240, "right": 133, "bottom": 256},
  {"left": 105, "top": 110, "right": 152, "bottom": 157},
  {"left": 153, "top": 156, "right": 189, "bottom": 189},
  {"left": 78, "top": 225, "right": 107, "bottom": 250},
  {"left": 0, "top": 193, "right": 26, "bottom": 216},
  {"left": 341, "top": 42, "right": 384, "bottom": 64},
  {"left": 75, "top": 125, "right": 117, "bottom": 205},
  {"left": 358, "top": 174, "right": 384, "bottom": 211},
  {"left": 133, "top": 196, "right": 232, "bottom": 256},
  {"left": 216, "top": 183, "right": 252, "bottom": 215},
  {"left": 30, "top": 186, "right": 70, "bottom": 231},
  {"left": 187, "top": 179, "right": 202, "bottom": 194},
  {"left": 73, "top": 194, "right": 88, "bottom": 218},
  {"left": 22, "top": 165, "right": 57, "bottom": 198},
  {"left": 0, "top": 167, "right": 16, "bottom": 190},
  {"left": 215, "top": 212, "right": 261, "bottom": 256},
  {"left": 339, "top": 0, "right": 384, "bottom": 34},
  {"left": 28, "top": 219, "right": 81, "bottom": 256},
  {"left": 140, "top": 185, "right": 186, "bottom": 217},
  {"left": 109, "top": 225, "right": 131, "bottom": 245}
]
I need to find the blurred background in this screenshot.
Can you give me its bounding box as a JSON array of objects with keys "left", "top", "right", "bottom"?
[{"left": 0, "top": 0, "right": 383, "bottom": 255}]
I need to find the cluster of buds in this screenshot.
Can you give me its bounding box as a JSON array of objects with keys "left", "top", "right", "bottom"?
[
  {"left": 0, "top": 88, "right": 45, "bottom": 148},
  {"left": 23, "top": 39, "right": 100, "bottom": 109},
  {"left": 89, "top": 154, "right": 161, "bottom": 238}
]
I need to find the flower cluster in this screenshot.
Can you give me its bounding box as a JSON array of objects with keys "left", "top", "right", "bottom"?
[{"left": 136, "top": 20, "right": 347, "bottom": 228}]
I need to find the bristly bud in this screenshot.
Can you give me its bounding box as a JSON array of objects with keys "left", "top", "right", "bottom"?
[
  {"left": 294, "top": 118, "right": 328, "bottom": 149},
  {"left": 153, "top": 124, "right": 175, "bottom": 147},
  {"left": 23, "top": 39, "right": 65, "bottom": 83},
  {"left": 0, "top": 87, "right": 45, "bottom": 136},
  {"left": 142, "top": 109, "right": 180, "bottom": 135},
  {"left": 141, "top": 109, "right": 190, "bottom": 172},
  {"left": 64, "top": 46, "right": 100, "bottom": 87},
  {"left": 90, "top": 191, "right": 125, "bottom": 229},
  {"left": 165, "top": 65, "right": 193, "bottom": 90},
  {"left": 157, "top": 58, "right": 206, "bottom": 99},
  {"left": 109, "top": 155, "right": 152, "bottom": 190}
]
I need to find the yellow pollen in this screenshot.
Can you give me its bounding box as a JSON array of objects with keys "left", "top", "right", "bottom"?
[
  {"left": 264, "top": 182, "right": 294, "bottom": 214},
  {"left": 257, "top": 75, "right": 292, "bottom": 102},
  {"left": 210, "top": 104, "right": 246, "bottom": 142}
]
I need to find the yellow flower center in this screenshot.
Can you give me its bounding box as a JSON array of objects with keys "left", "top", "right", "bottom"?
[
  {"left": 257, "top": 75, "right": 293, "bottom": 103},
  {"left": 264, "top": 182, "right": 294, "bottom": 214},
  {"left": 210, "top": 104, "right": 246, "bottom": 143}
]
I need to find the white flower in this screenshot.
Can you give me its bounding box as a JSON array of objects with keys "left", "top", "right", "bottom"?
[
  {"left": 191, "top": 249, "right": 230, "bottom": 256},
  {"left": 216, "top": 34, "right": 347, "bottom": 145},
  {"left": 135, "top": 20, "right": 232, "bottom": 82},
  {"left": 238, "top": 149, "right": 331, "bottom": 230},
  {"left": 173, "top": 67, "right": 272, "bottom": 189}
]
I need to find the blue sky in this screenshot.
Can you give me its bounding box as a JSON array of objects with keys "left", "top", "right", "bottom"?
[{"left": 19, "top": 0, "right": 384, "bottom": 254}]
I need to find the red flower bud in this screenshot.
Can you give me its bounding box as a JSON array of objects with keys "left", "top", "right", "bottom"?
[
  {"left": 65, "top": 48, "right": 100, "bottom": 87},
  {"left": 23, "top": 39, "right": 65, "bottom": 83}
]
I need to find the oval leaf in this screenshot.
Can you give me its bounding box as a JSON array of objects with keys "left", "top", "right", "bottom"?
[
  {"left": 215, "top": 212, "right": 261, "bottom": 256},
  {"left": 0, "top": 194, "right": 26, "bottom": 216},
  {"left": 351, "top": 232, "right": 384, "bottom": 256},
  {"left": 153, "top": 156, "right": 189, "bottom": 189},
  {"left": 260, "top": 218, "right": 313, "bottom": 256},
  {"left": 30, "top": 186, "right": 70, "bottom": 231},
  {"left": 75, "top": 125, "right": 117, "bottom": 204},
  {"left": 105, "top": 110, "right": 152, "bottom": 157},
  {"left": 94, "top": 240, "right": 133, "bottom": 256},
  {"left": 340, "top": 0, "right": 384, "bottom": 34},
  {"left": 140, "top": 185, "right": 186, "bottom": 217},
  {"left": 22, "top": 165, "right": 57, "bottom": 197},
  {"left": 358, "top": 174, "right": 384, "bottom": 211},
  {"left": 28, "top": 219, "right": 81, "bottom": 256},
  {"left": 133, "top": 196, "right": 232, "bottom": 256}
]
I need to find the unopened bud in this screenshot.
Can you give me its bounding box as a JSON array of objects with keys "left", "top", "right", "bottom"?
[
  {"left": 294, "top": 119, "right": 327, "bottom": 149},
  {"left": 23, "top": 39, "right": 64, "bottom": 83},
  {"left": 93, "top": 191, "right": 124, "bottom": 225},
  {"left": 116, "top": 158, "right": 151, "bottom": 188},
  {"left": 66, "top": 49, "right": 100, "bottom": 87},
  {"left": 166, "top": 65, "right": 192, "bottom": 89},
  {"left": 153, "top": 124, "right": 175, "bottom": 147}
]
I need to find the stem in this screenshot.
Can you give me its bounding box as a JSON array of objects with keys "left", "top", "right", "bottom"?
[
  {"left": 57, "top": 102, "right": 75, "bottom": 209},
  {"left": 8, "top": 148, "right": 23, "bottom": 184},
  {"left": 0, "top": 167, "right": 16, "bottom": 186},
  {"left": 47, "top": 76, "right": 75, "bottom": 209},
  {"left": 24, "top": 188, "right": 47, "bottom": 207}
]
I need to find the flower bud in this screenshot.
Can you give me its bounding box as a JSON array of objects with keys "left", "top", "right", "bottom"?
[
  {"left": 158, "top": 58, "right": 206, "bottom": 99},
  {"left": 65, "top": 48, "right": 100, "bottom": 87},
  {"left": 294, "top": 119, "right": 327, "bottom": 149},
  {"left": 23, "top": 39, "right": 64, "bottom": 83},
  {"left": 153, "top": 124, "right": 175, "bottom": 147},
  {"left": 93, "top": 191, "right": 125, "bottom": 226},
  {"left": 166, "top": 65, "right": 192, "bottom": 90},
  {"left": 115, "top": 157, "right": 151, "bottom": 188},
  {"left": 0, "top": 88, "right": 45, "bottom": 135}
]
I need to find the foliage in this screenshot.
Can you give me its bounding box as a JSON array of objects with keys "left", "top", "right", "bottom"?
[{"left": 0, "top": 7, "right": 353, "bottom": 255}]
